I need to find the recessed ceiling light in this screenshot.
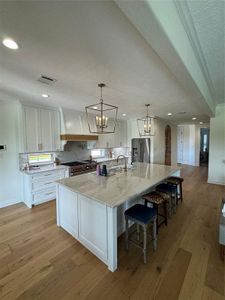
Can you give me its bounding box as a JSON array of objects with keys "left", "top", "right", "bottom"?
[
  {"left": 167, "top": 113, "right": 172, "bottom": 116},
  {"left": 93, "top": 106, "right": 98, "bottom": 110},
  {"left": 2, "top": 38, "right": 19, "bottom": 50},
  {"left": 42, "top": 94, "right": 49, "bottom": 98},
  {"left": 199, "top": 122, "right": 203, "bottom": 125},
  {"left": 122, "top": 113, "right": 126, "bottom": 117},
  {"left": 192, "top": 117, "right": 197, "bottom": 120}
]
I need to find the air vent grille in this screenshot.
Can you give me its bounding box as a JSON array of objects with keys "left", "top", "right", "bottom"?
[{"left": 38, "top": 75, "right": 57, "bottom": 85}]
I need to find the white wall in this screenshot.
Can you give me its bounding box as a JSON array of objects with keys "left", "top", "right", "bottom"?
[
  {"left": 0, "top": 100, "right": 22, "bottom": 207},
  {"left": 208, "top": 104, "right": 225, "bottom": 185}
]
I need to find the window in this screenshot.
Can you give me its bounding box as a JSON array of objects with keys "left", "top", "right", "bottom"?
[
  {"left": 91, "top": 149, "right": 105, "bottom": 158},
  {"left": 28, "top": 153, "right": 53, "bottom": 165}
]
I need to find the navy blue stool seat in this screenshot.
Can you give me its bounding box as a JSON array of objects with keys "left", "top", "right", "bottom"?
[
  {"left": 124, "top": 204, "right": 157, "bottom": 224},
  {"left": 156, "top": 183, "right": 177, "bottom": 214},
  {"left": 124, "top": 204, "right": 157, "bottom": 264}
]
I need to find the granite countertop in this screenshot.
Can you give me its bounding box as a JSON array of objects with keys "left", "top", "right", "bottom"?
[
  {"left": 57, "top": 162, "right": 180, "bottom": 208},
  {"left": 21, "top": 165, "right": 69, "bottom": 175}
]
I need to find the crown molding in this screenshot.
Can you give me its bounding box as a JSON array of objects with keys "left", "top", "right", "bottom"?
[{"left": 174, "top": 0, "right": 216, "bottom": 104}]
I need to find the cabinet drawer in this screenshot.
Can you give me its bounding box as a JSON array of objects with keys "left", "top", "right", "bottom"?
[
  {"left": 31, "top": 170, "right": 64, "bottom": 182},
  {"left": 32, "top": 188, "right": 56, "bottom": 205},
  {"left": 32, "top": 180, "right": 58, "bottom": 192}
]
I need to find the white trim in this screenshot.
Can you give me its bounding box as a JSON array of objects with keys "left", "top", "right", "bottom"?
[
  {"left": 175, "top": 0, "right": 215, "bottom": 100},
  {"left": 0, "top": 198, "right": 22, "bottom": 208},
  {"left": 207, "top": 179, "right": 225, "bottom": 186}
]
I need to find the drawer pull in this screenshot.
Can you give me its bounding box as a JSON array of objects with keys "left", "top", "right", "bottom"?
[
  {"left": 44, "top": 173, "right": 53, "bottom": 176},
  {"left": 44, "top": 182, "right": 52, "bottom": 185},
  {"left": 45, "top": 192, "right": 54, "bottom": 196}
]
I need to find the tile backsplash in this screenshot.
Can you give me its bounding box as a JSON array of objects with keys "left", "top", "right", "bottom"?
[
  {"left": 56, "top": 142, "right": 91, "bottom": 162},
  {"left": 19, "top": 141, "right": 130, "bottom": 168}
]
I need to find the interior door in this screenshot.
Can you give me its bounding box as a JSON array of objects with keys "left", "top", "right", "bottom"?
[{"left": 165, "top": 125, "right": 171, "bottom": 165}]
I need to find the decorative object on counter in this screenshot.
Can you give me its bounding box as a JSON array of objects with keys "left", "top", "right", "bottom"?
[
  {"left": 137, "top": 104, "right": 155, "bottom": 137},
  {"left": 96, "top": 165, "right": 101, "bottom": 176},
  {"left": 85, "top": 83, "right": 118, "bottom": 134},
  {"left": 101, "top": 164, "right": 107, "bottom": 176}
]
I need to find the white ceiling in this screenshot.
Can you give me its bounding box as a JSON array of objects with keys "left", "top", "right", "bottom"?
[
  {"left": 179, "top": 0, "right": 225, "bottom": 105},
  {"left": 0, "top": 0, "right": 221, "bottom": 124}
]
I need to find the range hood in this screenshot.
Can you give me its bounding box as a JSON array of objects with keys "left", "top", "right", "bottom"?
[
  {"left": 60, "top": 134, "right": 98, "bottom": 141},
  {"left": 60, "top": 107, "right": 98, "bottom": 142}
]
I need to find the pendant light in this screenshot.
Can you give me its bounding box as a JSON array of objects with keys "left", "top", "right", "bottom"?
[
  {"left": 137, "top": 104, "right": 155, "bottom": 136},
  {"left": 85, "top": 83, "right": 118, "bottom": 134}
]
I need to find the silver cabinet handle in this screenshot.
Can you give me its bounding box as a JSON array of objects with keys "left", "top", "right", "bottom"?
[{"left": 45, "top": 192, "right": 54, "bottom": 196}]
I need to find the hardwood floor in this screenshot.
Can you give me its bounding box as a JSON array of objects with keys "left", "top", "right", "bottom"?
[{"left": 0, "top": 165, "right": 224, "bottom": 300}]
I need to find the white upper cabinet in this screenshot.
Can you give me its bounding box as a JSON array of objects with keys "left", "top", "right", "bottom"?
[
  {"left": 23, "top": 105, "right": 60, "bottom": 153},
  {"left": 23, "top": 106, "right": 40, "bottom": 152}
]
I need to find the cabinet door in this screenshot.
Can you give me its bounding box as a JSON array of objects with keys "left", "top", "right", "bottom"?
[
  {"left": 39, "top": 109, "right": 52, "bottom": 151},
  {"left": 50, "top": 110, "right": 60, "bottom": 151},
  {"left": 23, "top": 106, "right": 39, "bottom": 152}
]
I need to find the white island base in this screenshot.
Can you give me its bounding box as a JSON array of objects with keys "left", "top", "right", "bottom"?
[
  {"left": 56, "top": 163, "right": 180, "bottom": 272},
  {"left": 56, "top": 185, "right": 118, "bottom": 271}
]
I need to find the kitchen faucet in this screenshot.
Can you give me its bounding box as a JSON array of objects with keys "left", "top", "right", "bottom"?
[{"left": 117, "top": 155, "right": 127, "bottom": 172}]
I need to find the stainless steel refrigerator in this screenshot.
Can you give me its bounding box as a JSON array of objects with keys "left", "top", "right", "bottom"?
[{"left": 131, "top": 138, "right": 150, "bottom": 163}]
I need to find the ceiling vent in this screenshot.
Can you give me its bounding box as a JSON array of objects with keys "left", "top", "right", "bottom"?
[{"left": 38, "top": 75, "right": 57, "bottom": 85}]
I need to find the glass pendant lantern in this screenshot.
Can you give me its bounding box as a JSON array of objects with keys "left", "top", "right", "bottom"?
[
  {"left": 137, "top": 104, "right": 155, "bottom": 137},
  {"left": 85, "top": 83, "right": 118, "bottom": 134}
]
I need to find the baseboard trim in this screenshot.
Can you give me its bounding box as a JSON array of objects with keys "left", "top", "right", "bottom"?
[
  {"left": 0, "top": 198, "right": 22, "bottom": 208},
  {"left": 207, "top": 180, "right": 225, "bottom": 186}
]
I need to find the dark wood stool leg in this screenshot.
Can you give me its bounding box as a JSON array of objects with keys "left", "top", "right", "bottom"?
[
  {"left": 143, "top": 225, "right": 147, "bottom": 264},
  {"left": 152, "top": 217, "right": 157, "bottom": 251},
  {"left": 180, "top": 182, "right": 183, "bottom": 202},
  {"left": 155, "top": 203, "right": 159, "bottom": 234},
  {"left": 164, "top": 201, "right": 168, "bottom": 226},
  {"left": 125, "top": 217, "right": 129, "bottom": 251}
]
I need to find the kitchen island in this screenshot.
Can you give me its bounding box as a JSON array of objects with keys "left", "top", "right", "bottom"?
[{"left": 56, "top": 163, "right": 180, "bottom": 271}]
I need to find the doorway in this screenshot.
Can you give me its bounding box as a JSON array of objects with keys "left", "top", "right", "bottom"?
[
  {"left": 200, "top": 128, "right": 209, "bottom": 166},
  {"left": 165, "top": 125, "right": 171, "bottom": 165}
]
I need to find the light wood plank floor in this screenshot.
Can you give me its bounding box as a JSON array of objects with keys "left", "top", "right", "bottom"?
[{"left": 0, "top": 165, "right": 224, "bottom": 300}]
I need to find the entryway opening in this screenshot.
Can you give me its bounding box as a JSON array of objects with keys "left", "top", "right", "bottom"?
[{"left": 199, "top": 128, "right": 209, "bottom": 166}]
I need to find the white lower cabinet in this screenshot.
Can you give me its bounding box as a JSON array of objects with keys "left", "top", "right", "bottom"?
[
  {"left": 56, "top": 187, "right": 108, "bottom": 264},
  {"left": 23, "top": 168, "right": 68, "bottom": 208},
  {"left": 78, "top": 194, "right": 107, "bottom": 262}
]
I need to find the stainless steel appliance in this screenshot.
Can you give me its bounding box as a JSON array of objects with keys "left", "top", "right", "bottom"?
[
  {"left": 61, "top": 161, "right": 97, "bottom": 177},
  {"left": 131, "top": 138, "right": 150, "bottom": 163}
]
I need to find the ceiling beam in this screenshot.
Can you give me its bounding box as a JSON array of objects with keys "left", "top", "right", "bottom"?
[{"left": 115, "top": 0, "right": 215, "bottom": 117}]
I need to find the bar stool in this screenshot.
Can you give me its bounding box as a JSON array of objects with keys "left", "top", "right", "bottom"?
[
  {"left": 156, "top": 183, "right": 178, "bottom": 214},
  {"left": 124, "top": 204, "right": 157, "bottom": 264},
  {"left": 166, "top": 176, "right": 184, "bottom": 202},
  {"left": 142, "top": 191, "right": 170, "bottom": 233}
]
